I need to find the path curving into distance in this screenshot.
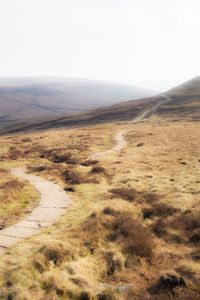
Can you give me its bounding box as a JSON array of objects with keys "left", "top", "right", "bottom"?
[
  {"left": 0, "top": 168, "right": 70, "bottom": 254},
  {"left": 0, "top": 95, "right": 171, "bottom": 254},
  {"left": 89, "top": 94, "right": 171, "bottom": 160},
  {"left": 89, "top": 131, "right": 127, "bottom": 160},
  {"left": 0, "top": 133, "right": 127, "bottom": 253},
  {"left": 133, "top": 94, "right": 171, "bottom": 122}
]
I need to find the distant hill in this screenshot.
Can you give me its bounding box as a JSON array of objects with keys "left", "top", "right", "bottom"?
[
  {"left": 2, "top": 76, "right": 200, "bottom": 134},
  {"left": 0, "top": 77, "right": 157, "bottom": 128},
  {"left": 154, "top": 76, "right": 200, "bottom": 120},
  {"left": 0, "top": 96, "right": 163, "bottom": 133}
]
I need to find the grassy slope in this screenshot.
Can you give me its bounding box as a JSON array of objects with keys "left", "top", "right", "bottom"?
[
  {"left": 0, "top": 78, "right": 157, "bottom": 129},
  {"left": 153, "top": 77, "right": 200, "bottom": 121},
  {"left": 0, "top": 166, "right": 39, "bottom": 229},
  {"left": 0, "top": 120, "right": 199, "bottom": 299},
  {"left": 0, "top": 97, "right": 161, "bottom": 134}
]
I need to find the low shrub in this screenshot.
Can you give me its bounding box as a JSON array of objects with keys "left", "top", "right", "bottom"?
[
  {"left": 62, "top": 170, "right": 83, "bottom": 185},
  {"left": 40, "top": 243, "right": 68, "bottom": 266},
  {"left": 90, "top": 166, "right": 106, "bottom": 174},
  {"left": 82, "top": 213, "right": 108, "bottom": 240},
  {"left": 143, "top": 192, "right": 161, "bottom": 204},
  {"left": 81, "top": 160, "right": 99, "bottom": 166},
  {"left": 79, "top": 291, "right": 92, "bottom": 300},
  {"left": 51, "top": 153, "right": 77, "bottom": 165},
  {"left": 67, "top": 143, "right": 88, "bottom": 151},
  {"left": 151, "top": 219, "right": 167, "bottom": 238},
  {"left": 170, "top": 211, "right": 200, "bottom": 243},
  {"left": 43, "top": 247, "right": 65, "bottom": 266},
  {"left": 102, "top": 207, "right": 120, "bottom": 217},
  {"left": 28, "top": 165, "right": 48, "bottom": 172},
  {"left": 21, "top": 137, "right": 32, "bottom": 143},
  {"left": 62, "top": 169, "right": 99, "bottom": 185},
  {"left": 149, "top": 272, "right": 187, "bottom": 295},
  {"left": 143, "top": 203, "right": 179, "bottom": 219},
  {"left": 172, "top": 211, "right": 200, "bottom": 231},
  {"left": 8, "top": 148, "right": 22, "bottom": 159},
  {"left": 97, "top": 291, "right": 116, "bottom": 300},
  {"left": 145, "top": 295, "right": 200, "bottom": 300},
  {"left": 103, "top": 251, "right": 123, "bottom": 276},
  {"left": 2, "top": 179, "right": 24, "bottom": 191},
  {"left": 39, "top": 148, "right": 55, "bottom": 159},
  {"left": 189, "top": 230, "right": 200, "bottom": 244},
  {"left": 82, "top": 210, "right": 155, "bottom": 260},
  {"left": 110, "top": 188, "right": 139, "bottom": 202},
  {"left": 190, "top": 249, "right": 200, "bottom": 261},
  {"left": 108, "top": 213, "right": 154, "bottom": 258},
  {"left": 41, "top": 273, "right": 65, "bottom": 296},
  {"left": 32, "top": 254, "right": 49, "bottom": 273}
]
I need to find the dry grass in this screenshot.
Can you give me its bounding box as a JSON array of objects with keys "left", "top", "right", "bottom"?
[
  {"left": 81, "top": 159, "right": 99, "bottom": 166},
  {"left": 90, "top": 166, "right": 106, "bottom": 174},
  {"left": 143, "top": 202, "right": 179, "bottom": 219},
  {"left": 0, "top": 169, "right": 39, "bottom": 229},
  {"left": 108, "top": 213, "right": 154, "bottom": 259},
  {"left": 110, "top": 187, "right": 139, "bottom": 202},
  {"left": 169, "top": 210, "right": 200, "bottom": 244},
  {"left": 62, "top": 169, "right": 99, "bottom": 185},
  {"left": 50, "top": 152, "right": 78, "bottom": 165},
  {"left": 0, "top": 121, "right": 199, "bottom": 299}
]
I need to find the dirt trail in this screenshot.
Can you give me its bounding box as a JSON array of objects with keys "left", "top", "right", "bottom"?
[
  {"left": 0, "top": 168, "right": 70, "bottom": 254},
  {"left": 89, "top": 95, "right": 170, "bottom": 160},
  {"left": 133, "top": 94, "right": 171, "bottom": 122},
  {"left": 89, "top": 131, "right": 127, "bottom": 159}
]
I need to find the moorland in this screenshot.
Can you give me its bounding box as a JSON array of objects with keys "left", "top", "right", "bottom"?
[{"left": 0, "top": 77, "right": 199, "bottom": 299}]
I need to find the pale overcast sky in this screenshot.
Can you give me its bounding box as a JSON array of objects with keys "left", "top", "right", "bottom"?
[{"left": 0, "top": 0, "right": 199, "bottom": 90}]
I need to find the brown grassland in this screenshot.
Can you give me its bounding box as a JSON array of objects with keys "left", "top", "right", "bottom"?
[
  {"left": 0, "top": 116, "right": 199, "bottom": 299},
  {"left": 0, "top": 168, "right": 39, "bottom": 230}
]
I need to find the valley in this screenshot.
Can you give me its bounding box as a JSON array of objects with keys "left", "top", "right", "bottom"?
[
  {"left": 0, "top": 77, "right": 156, "bottom": 130},
  {"left": 3, "top": 77, "right": 200, "bottom": 135}
]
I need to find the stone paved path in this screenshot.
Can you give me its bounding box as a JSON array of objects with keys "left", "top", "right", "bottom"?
[
  {"left": 0, "top": 168, "right": 70, "bottom": 254},
  {"left": 0, "top": 97, "right": 171, "bottom": 254}
]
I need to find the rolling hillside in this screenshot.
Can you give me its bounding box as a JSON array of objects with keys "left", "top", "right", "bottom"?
[
  {"left": 0, "top": 77, "right": 156, "bottom": 128},
  {"left": 154, "top": 76, "right": 200, "bottom": 120},
  {"left": 1, "top": 76, "right": 200, "bottom": 134}
]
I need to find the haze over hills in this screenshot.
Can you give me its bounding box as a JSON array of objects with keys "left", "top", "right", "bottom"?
[
  {"left": 2, "top": 76, "right": 199, "bottom": 134},
  {"left": 0, "top": 77, "right": 157, "bottom": 128}
]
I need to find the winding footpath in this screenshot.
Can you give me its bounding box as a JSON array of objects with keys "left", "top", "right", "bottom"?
[
  {"left": 0, "top": 134, "right": 126, "bottom": 254},
  {"left": 133, "top": 94, "right": 171, "bottom": 122},
  {"left": 89, "top": 131, "right": 127, "bottom": 160},
  {"left": 0, "top": 95, "right": 171, "bottom": 254},
  {"left": 0, "top": 168, "right": 70, "bottom": 254},
  {"left": 90, "top": 94, "right": 171, "bottom": 160},
  {"left": 0, "top": 132, "right": 127, "bottom": 253}
]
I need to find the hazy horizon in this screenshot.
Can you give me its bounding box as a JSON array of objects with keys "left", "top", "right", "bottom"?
[
  {"left": 0, "top": 0, "right": 200, "bottom": 90},
  {"left": 0, "top": 75, "right": 198, "bottom": 93}
]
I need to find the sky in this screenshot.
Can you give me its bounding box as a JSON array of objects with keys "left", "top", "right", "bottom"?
[{"left": 0, "top": 0, "right": 200, "bottom": 91}]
